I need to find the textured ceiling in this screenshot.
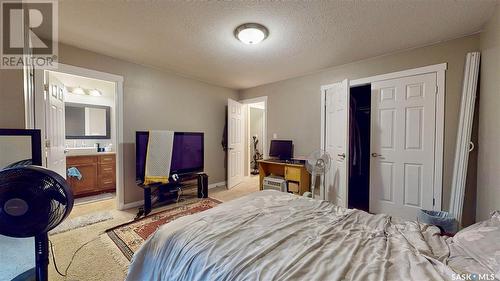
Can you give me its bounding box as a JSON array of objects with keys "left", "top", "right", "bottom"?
[{"left": 58, "top": 0, "right": 498, "bottom": 89}]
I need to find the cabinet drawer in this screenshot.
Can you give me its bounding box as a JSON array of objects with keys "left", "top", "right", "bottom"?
[
  {"left": 100, "top": 164, "right": 115, "bottom": 174},
  {"left": 288, "top": 181, "right": 299, "bottom": 193},
  {"left": 99, "top": 154, "right": 115, "bottom": 164},
  {"left": 285, "top": 166, "right": 301, "bottom": 182},
  {"left": 67, "top": 156, "right": 98, "bottom": 165},
  {"left": 100, "top": 176, "right": 115, "bottom": 189}
]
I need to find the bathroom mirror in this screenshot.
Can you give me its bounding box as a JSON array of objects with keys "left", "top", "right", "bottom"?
[{"left": 65, "top": 103, "right": 111, "bottom": 139}]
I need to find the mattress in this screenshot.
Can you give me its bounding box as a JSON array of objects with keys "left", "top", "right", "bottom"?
[{"left": 127, "top": 190, "right": 458, "bottom": 281}]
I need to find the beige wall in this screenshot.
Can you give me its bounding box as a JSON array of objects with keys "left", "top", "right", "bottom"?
[
  {"left": 0, "top": 69, "right": 24, "bottom": 128},
  {"left": 240, "top": 35, "right": 481, "bottom": 214},
  {"left": 58, "top": 44, "right": 238, "bottom": 204},
  {"left": 477, "top": 5, "right": 500, "bottom": 221}
]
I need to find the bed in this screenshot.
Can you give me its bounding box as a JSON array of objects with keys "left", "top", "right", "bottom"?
[{"left": 126, "top": 190, "right": 500, "bottom": 281}]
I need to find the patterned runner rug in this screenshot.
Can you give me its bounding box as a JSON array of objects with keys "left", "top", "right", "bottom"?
[{"left": 106, "top": 198, "right": 220, "bottom": 260}]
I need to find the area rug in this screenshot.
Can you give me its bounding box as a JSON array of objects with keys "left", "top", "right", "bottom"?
[
  {"left": 49, "top": 211, "right": 114, "bottom": 235},
  {"left": 106, "top": 198, "right": 220, "bottom": 260}
]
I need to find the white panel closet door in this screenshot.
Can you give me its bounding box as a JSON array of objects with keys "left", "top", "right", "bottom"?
[
  {"left": 46, "top": 75, "right": 67, "bottom": 178},
  {"left": 370, "top": 73, "right": 436, "bottom": 220},
  {"left": 227, "top": 98, "right": 244, "bottom": 189},
  {"left": 324, "top": 79, "right": 349, "bottom": 207}
]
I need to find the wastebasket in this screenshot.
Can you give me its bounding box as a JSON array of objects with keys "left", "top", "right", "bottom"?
[{"left": 418, "top": 210, "right": 458, "bottom": 234}]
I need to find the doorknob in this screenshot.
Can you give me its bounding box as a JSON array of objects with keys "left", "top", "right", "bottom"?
[
  {"left": 337, "top": 153, "right": 346, "bottom": 159},
  {"left": 228, "top": 147, "right": 234, "bottom": 151},
  {"left": 371, "top": 153, "right": 382, "bottom": 157}
]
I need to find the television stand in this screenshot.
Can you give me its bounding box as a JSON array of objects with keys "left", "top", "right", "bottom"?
[{"left": 135, "top": 173, "right": 208, "bottom": 219}]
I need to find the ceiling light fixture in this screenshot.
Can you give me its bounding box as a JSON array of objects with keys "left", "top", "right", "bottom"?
[
  {"left": 88, "top": 89, "right": 102, "bottom": 97},
  {"left": 234, "top": 23, "right": 269, "bottom": 45},
  {"left": 72, "top": 87, "right": 85, "bottom": 95}
]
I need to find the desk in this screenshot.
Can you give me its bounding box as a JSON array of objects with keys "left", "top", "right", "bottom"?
[{"left": 258, "top": 160, "right": 310, "bottom": 195}]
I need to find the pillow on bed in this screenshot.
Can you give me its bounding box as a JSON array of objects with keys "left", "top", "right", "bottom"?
[{"left": 452, "top": 211, "right": 500, "bottom": 278}]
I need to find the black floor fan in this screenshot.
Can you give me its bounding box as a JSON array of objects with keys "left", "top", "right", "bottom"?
[{"left": 0, "top": 166, "right": 74, "bottom": 281}]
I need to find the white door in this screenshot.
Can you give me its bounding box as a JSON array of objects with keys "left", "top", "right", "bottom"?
[
  {"left": 227, "top": 98, "right": 244, "bottom": 188},
  {"left": 370, "top": 73, "right": 437, "bottom": 220},
  {"left": 45, "top": 74, "right": 67, "bottom": 178},
  {"left": 323, "top": 79, "right": 349, "bottom": 207}
]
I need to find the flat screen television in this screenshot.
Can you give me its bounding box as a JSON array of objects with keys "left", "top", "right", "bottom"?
[
  {"left": 136, "top": 131, "right": 204, "bottom": 183},
  {"left": 269, "top": 140, "right": 293, "bottom": 160}
]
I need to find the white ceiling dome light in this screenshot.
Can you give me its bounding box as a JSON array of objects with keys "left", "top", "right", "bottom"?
[
  {"left": 88, "top": 89, "right": 102, "bottom": 97},
  {"left": 71, "top": 87, "right": 85, "bottom": 95},
  {"left": 234, "top": 23, "right": 269, "bottom": 45}
]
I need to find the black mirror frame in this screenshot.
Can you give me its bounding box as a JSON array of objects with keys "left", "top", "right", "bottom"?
[{"left": 65, "top": 103, "right": 111, "bottom": 140}]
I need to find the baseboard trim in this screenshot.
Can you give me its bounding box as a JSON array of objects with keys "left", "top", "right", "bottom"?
[
  {"left": 120, "top": 200, "right": 143, "bottom": 211},
  {"left": 208, "top": 181, "right": 226, "bottom": 189}
]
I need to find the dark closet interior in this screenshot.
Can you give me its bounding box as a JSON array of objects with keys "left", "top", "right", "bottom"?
[{"left": 348, "top": 85, "right": 371, "bottom": 212}]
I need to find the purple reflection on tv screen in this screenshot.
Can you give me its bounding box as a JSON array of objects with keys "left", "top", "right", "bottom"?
[
  {"left": 170, "top": 133, "right": 204, "bottom": 174},
  {"left": 135, "top": 132, "right": 204, "bottom": 182}
]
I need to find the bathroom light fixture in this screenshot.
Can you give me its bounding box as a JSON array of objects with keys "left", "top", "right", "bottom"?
[
  {"left": 88, "top": 89, "right": 102, "bottom": 97},
  {"left": 234, "top": 23, "right": 269, "bottom": 45},
  {"left": 71, "top": 87, "right": 85, "bottom": 95}
]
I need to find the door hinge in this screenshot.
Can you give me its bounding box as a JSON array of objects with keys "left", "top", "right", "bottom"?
[
  {"left": 45, "top": 139, "right": 50, "bottom": 148},
  {"left": 433, "top": 198, "right": 436, "bottom": 206},
  {"left": 44, "top": 84, "right": 49, "bottom": 92},
  {"left": 435, "top": 85, "right": 438, "bottom": 94}
]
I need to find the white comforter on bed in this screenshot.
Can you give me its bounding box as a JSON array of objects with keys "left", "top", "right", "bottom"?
[{"left": 126, "top": 190, "right": 457, "bottom": 281}]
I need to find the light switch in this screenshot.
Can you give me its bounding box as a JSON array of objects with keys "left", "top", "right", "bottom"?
[{"left": 273, "top": 133, "right": 278, "bottom": 139}]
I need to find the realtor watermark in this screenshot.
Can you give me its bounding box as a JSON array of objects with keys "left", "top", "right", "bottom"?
[
  {"left": 452, "top": 273, "right": 496, "bottom": 281},
  {"left": 1, "top": 0, "right": 58, "bottom": 69}
]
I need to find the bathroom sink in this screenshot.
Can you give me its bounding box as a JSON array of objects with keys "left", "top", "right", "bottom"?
[{"left": 65, "top": 147, "right": 98, "bottom": 156}]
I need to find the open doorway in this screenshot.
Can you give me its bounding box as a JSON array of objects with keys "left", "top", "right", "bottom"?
[
  {"left": 248, "top": 102, "right": 265, "bottom": 176},
  {"left": 32, "top": 64, "right": 124, "bottom": 209},
  {"left": 242, "top": 97, "right": 267, "bottom": 178},
  {"left": 49, "top": 71, "right": 117, "bottom": 203},
  {"left": 348, "top": 85, "right": 371, "bottom": 212},
  {"left": 226, "top": 96, "right": 267, "bottom": 189}
]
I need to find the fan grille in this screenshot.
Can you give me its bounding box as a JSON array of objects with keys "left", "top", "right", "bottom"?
[
  {"left": 0, "top": 166, "right": 73, "bottom": 238},
  {"left": 306, "top": 150, "right": 331, "bottom": 174}
]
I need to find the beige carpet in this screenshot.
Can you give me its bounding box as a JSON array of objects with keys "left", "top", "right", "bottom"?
[
  {"left": 47, "top": 177, "right": 259, "bottom": 281},
  {"left": 210, "top": 176, "right": 259, "bottom": 202}
]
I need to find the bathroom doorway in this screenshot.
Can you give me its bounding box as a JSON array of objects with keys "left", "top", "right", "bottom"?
[{"left": 31, "top": 64, "right": 125, "bottom": 209}]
